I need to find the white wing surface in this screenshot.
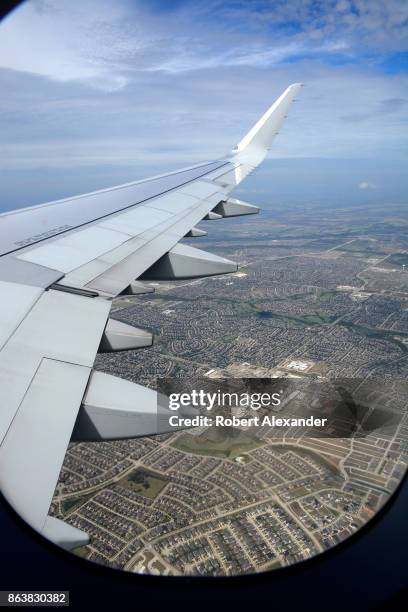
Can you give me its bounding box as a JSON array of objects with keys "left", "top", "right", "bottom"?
[{"left": 0, "top": 83, "right": 302, "bottom": 549}]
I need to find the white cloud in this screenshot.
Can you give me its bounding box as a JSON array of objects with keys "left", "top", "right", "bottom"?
[
  {"left": 358, "top": 181, "right": 377, "bottom": 189},
  {"left": 144, "top": 39, "right": 350, "bottom": 74},
  {"left": 0, "top": 0, "right": 406, "bottom": 173},
  {"left": 2, "top": 0, "right": 406, "bottom": 92},
  {"left": 222, "top": 0, "right": 408, "bottom": 53},
  {"left": 0, "top": 0, "right": 135, "bottom": 90}
]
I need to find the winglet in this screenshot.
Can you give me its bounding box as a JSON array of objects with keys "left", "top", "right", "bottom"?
[{"left": 231, "top": 83, "right": 303, "bottom": 165}]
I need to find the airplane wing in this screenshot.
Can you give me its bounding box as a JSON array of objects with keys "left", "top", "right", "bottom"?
[{"left": 0, "top": 83, "right": 302, "bottom": 550}]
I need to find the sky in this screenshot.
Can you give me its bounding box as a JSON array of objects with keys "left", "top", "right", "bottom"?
[{"left": 0, "top": 0, "right": 407, "bottom": 211}]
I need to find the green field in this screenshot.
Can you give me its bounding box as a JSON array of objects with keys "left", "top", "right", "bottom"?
[
  {"left": 172, "top": 428, "right": 264, "bottom": 459},
  {"left": 337, "top": 239, "right": 386, "bottom": 255},
  {"left": 61, "top": 494, "right": 92, "bottom": 516},
  {"left": 339, "top": 320, "right": 408, "bottom": 352},
  {"left": 255, "top": 309, "right": 331, "bottom": 327},
  {"left": 383, "top": 252, "right": 408, "bottom": 268},
  {"left": 118, "top": 468, "right": 168, "bottom": 499}
]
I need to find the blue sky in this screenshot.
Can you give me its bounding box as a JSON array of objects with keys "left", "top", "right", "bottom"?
[{"left": 0, "top": 0, "right": 407, "bottom": 211}]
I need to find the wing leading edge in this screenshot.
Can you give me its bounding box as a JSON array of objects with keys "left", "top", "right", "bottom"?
[{"left": 0, "top": 84, "right": 302, "bottom": 549}]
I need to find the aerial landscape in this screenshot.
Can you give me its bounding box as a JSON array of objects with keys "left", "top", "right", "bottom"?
[
  {"left": 1, "top": 0, "right": 407, "bottom": 595},
  {"left": 51, "top": 198, "right": 408, "bottom": 575}
]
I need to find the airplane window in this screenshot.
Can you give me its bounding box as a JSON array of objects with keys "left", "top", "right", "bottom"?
[{"left": 1, "top": 0, "right": 407, "bottom": 582}]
